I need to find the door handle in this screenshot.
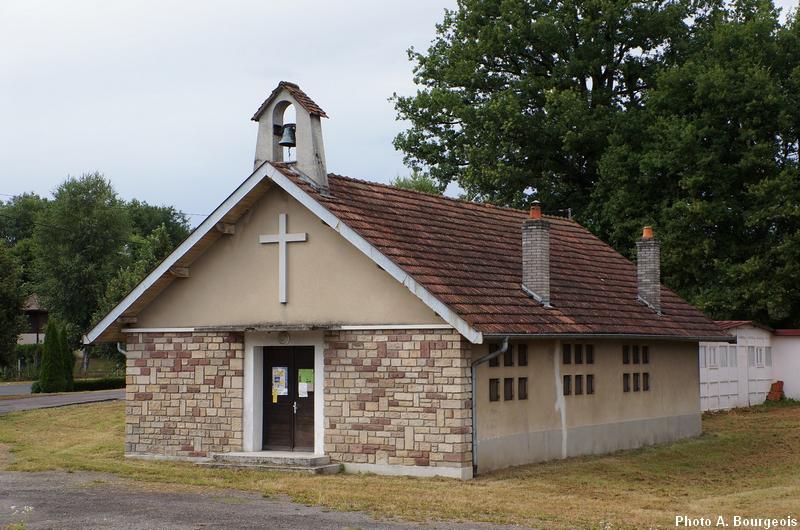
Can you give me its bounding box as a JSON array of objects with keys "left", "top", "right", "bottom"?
[{"left": 293, "top": 401, "right": 297, "bottom": 414}]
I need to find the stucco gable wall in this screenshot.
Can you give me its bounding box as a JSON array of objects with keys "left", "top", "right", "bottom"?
[{"left": 135, "top": 188, "right": 444, "bottom": 328}]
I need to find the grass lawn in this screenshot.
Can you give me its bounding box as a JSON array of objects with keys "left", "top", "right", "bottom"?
[{"left": 1, "top": 402, "right": 799, "bottom": 529}]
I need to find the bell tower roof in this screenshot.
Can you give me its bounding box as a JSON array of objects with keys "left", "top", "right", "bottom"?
[{"left": 251, "top": 81, "right": 328, "bottom": 121}]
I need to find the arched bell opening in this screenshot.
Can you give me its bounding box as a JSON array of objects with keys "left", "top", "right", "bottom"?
[{"left": 271, "top": 101, "right": 297, "bottom": 163}]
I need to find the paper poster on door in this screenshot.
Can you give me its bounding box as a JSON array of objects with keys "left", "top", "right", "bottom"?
[
  {"left": 298, "top": 382, "right": 309, "bottom": 398},
  {"left": 272, "top": 367, "right": 288, "bottom": 396},
  {"left": 298, "top": 368, "right": 314, "bottom": 385}
]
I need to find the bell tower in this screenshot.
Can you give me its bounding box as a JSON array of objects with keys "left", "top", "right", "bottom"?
[{"left": 251, "top": 81, "right": 329, "bottom": 189}]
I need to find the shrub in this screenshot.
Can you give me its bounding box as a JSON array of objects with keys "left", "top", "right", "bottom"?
[
  {"left": 36, "top": 320, "right": 73, "bottom": 393},
  {"left": 72, "top": 377, "right": 126, "bottom": 392},
  {"left": 31, "top": 377, "right": 124, "bottom": 393}
]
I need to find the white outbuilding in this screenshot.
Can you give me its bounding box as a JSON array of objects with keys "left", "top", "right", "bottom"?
[{"left": 699, "top": 321, "right": 800, "bottom": 411}]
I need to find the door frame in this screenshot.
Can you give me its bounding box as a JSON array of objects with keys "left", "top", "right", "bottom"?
[{"left": 243, "top": 331, "right": 325, "bottom": 454}]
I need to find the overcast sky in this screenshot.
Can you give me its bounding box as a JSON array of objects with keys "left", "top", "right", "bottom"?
[{"left": 1, "top": 0, "right": 797, "bottom": 222}]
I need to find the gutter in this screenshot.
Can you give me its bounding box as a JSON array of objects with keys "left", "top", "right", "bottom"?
[{"left": 470, "top": 336, "right": 508, "bottom": 476}]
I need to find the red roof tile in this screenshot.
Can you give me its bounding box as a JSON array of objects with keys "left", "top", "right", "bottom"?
[
  {"left": 276, "top": 165, "right": 730, "bottom": 340},
  {"left": 774, "top": 329, "right": 800, "bottom": 336},
  {"left": 715, "top": 320, "right": 774, "bottom": 332},
  {"left": 251, "top": 81, "right": 328, "bottom": 121}
]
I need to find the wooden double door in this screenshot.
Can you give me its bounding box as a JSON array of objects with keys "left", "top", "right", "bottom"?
[{"left": 262, "top": 346, "right": 315, "bottom": 451}]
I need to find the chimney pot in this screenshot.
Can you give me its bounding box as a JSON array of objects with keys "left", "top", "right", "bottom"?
[
  {"left": 530, "top": 201, "right": 542, "bottom": 220},
  {"left": 642, "top": 226, "right": 653, "bottom": 239}
]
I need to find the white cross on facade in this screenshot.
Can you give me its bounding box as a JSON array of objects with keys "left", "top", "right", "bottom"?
[{"left": 259, "top": 213, "right": 307, "bottom": 304}]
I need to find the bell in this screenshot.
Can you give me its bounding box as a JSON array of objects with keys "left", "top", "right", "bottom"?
[{"left": 278, "top": 123, "right": 296, "bottom": 148}]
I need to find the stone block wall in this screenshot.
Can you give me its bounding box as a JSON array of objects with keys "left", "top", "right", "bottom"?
[
  {"left": 323, "top": 329, "right": 473, "bottom": 471},
  {"left": 124, "top": 331, "right": 244, "bottom": 458}
]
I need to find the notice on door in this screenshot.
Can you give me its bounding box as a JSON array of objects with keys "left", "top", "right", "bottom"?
[
  {"left": 298, "top": 368, "right": 314, "bottom": 385},
  {"left": 272, "top": 367, "right": 288, "bottom": 396}
]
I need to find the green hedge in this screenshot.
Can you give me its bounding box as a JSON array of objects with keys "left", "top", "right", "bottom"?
[
  {"left": 73, "top": 377, "right": 126, "bottom": 391},
  {"left": 32, "top": 376, "right": 125, "bottom": 393}
]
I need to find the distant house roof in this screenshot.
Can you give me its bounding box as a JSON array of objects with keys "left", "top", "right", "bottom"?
[
  {"left": 774, "top": 329, "right": 800, "bottom": 336},
  {"left": 86, "top": 161, "right": 731, "bottom": 344},
  {"left": 251, "top": 81, "right": 329, "bottom": 121},
  {"left": 715, "top": 320, "right": 774, "bottom": 332},
  {"left": 23, "top": 294, "right": 44, "bottom": 312}
]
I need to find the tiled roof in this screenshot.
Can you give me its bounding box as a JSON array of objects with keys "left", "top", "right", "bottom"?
[
  {"left": 251, "top": 81, "right": 328, "bottom": 121},
  {"left": 774, "top": 329, "right": 800, "bottom": 336},
  {"left": 715, "top": 320, "right": 774, "bottom": 333},
  {"left": 276, "top": 164, "right": 730, "bottom": 340},
  {"left": 716, "top": 320, "right": 755, "bottom": 330},
  {"left": 23, "top": 294, "right": 44, "bottom": 312}
]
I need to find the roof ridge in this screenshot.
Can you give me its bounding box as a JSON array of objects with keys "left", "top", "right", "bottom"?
[{"left": 327, "top": 173, "right": 574, "bottom": 222}]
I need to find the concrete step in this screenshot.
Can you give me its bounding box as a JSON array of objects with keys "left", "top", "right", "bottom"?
[
  {"left": 199, "top": 460, "right": 342, "bottom": 475},
  {"left": 210, "top": 451, "right": 331, "bottom": 467}
]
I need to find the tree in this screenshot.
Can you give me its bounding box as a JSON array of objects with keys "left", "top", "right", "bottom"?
[
  {"left": 32, "top": 173, "right": 131, "bottom": 345},
  {"left": 0, "top": 244, "right": 26, "bottom": 369},
  {"left": 590, "top": 0, "right": 800, "bottom": 326},
  {"left": 92, "top": 224, "right": 174, "bottom": 326},
  {"left": 38, "top": 319, "right": 67, "bottom": 393},
  {"left": 126, "top": 199, "right": 190, "bottom": 249},
  {"left": 393, "top": 0, "right": 710, "bottom": 212},
  {"left": 391, "top": 171, "right": 443, "bottom": 195},
  {"left": 0, "top": 193, "right": 49, "bottom": 289}
]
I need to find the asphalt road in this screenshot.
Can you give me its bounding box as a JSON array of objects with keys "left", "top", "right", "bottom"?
[
  {"left": 0, "top": 388, "right": 125, "bottom": 414},
  {"left": 0, "top": 471, "right": 521, "bottom": 530},
  {"left": 0, "top": 383, "right": 32, "bottom": 396}
]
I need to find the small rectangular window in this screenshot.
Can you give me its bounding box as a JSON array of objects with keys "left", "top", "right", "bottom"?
[
  {"left": 623, "top": 373, "right": 630, "bottom": 392},
  {"left": 504, "top": 346, "right": 514, "bottom": 367},
  {"left": 574, "top": 344, "right": 583, "bottom": 364},
  {"left": 504, "top": 378, "right": 514, "bottom": 400},
  {"left": 575, "top": 374, "right": 583, "bottom": 395},
  {"left": 563, "top": 375, "right": 572, "bottom": 396},
  {"left": 730, "top": 347, "right": 738, "bottom": 367},
  {"left": 489, "top": 378, "right": 499, "bottom": 401},
  {"left": 489, "top": 347, "right": 499, "bottom": 367},
  {"left": 642, "top": 346, "right": 649, "bottom": 364},
  {"left": 518, "top": 377, "right": 528, "bottom": 400},
  {"left": 587, "top": 374, "right": 595, "bottom": 395},
  {"left": 518, "top": 345, "right": 528, "bottom": 366},
  {"left": 563, "top": 344, "right": 572, "bottom": 364},
  {"left": 720, "top": 345, "right": 728, "bottom": 368},
  {"left": 633, "top": 345, "right": 640, "bottom": 364},
  {"left": 633, "top": 372, "right": 641, "bottom": 392},
  {"left": 766, "top": 346, "right": 773, "bottom": 367},
  {"left": 643, "top": 372, "right": 650, "bottom": 391},
  {"left": 623, "top": 345, "right": 630, "bottom": 364},
  {"left": 748, "top": 346, "right": 755, "bottom": 367},
  {"left": 586, "top": 345, "right": 594, "bottom": 364},
  {"left": 699, "top": 345, "right": 706, "bottom": 368}
]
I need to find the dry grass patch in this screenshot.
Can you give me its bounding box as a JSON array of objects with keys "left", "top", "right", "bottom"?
[{"left": 1, "top": 401, "right": 799, "bottom": 528}]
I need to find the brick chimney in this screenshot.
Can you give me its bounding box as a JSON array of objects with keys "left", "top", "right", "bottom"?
[
  {"left": 521, "top": 202, "right": 551, "bottom": 307},
  {"left": 636, "top": 226, "right": 661, "bottom": 314}
]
